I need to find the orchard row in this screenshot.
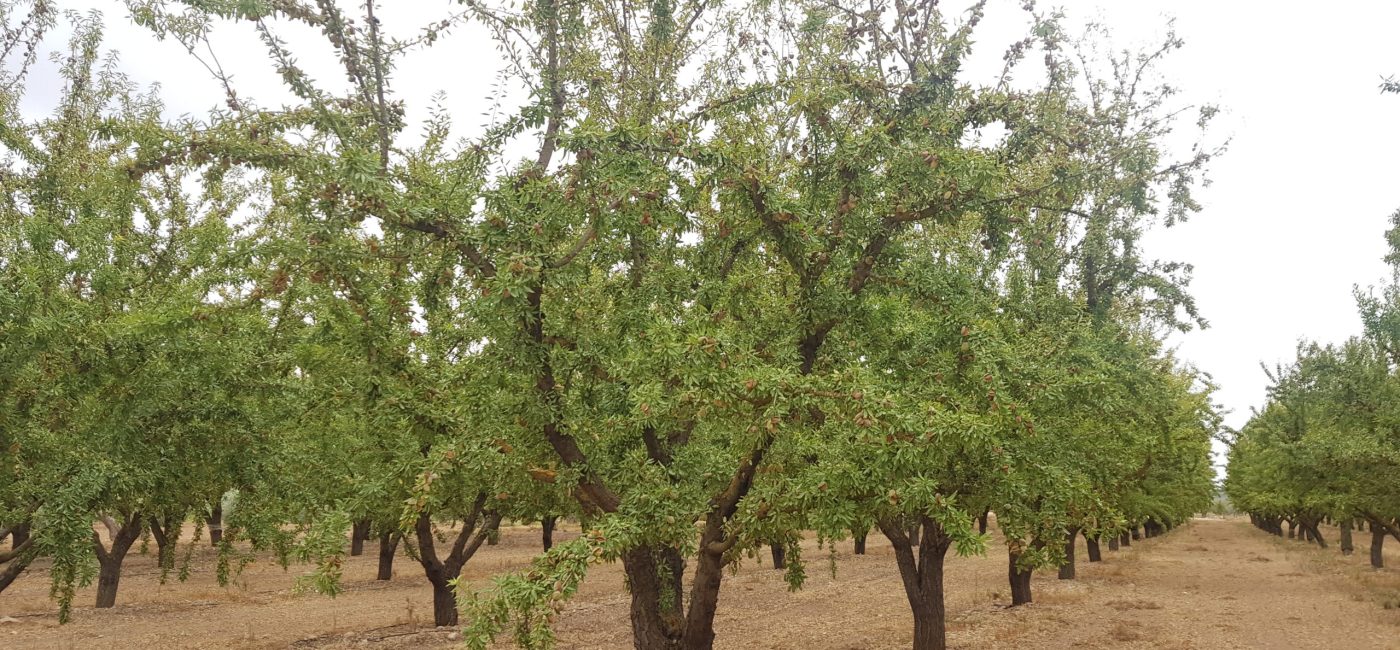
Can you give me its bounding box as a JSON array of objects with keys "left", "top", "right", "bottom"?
[{"left": 0, "top": 2, "right": 1220, "bottom": 649}]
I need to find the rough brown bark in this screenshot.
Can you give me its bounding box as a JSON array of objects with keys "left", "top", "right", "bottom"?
[
  {"left": 1107, "top": 535, "right": 1119, "bottom": 551},
  {"left": 1008, "top": 548, "right": 1034, "bottom": 606},
  {"left": 880, "top": 517, "right": 952, "bottom": 650},
  {"left": 1058, "top": 528, "right": 1078, "bottom": 580},
  {"left": 377, "top": 530, "right": 399, "bottom": 580},
  {"left": 770, "top": 543, "right": 786, "bottom": 570},
  {"left": 1084, "top": 532, "right": 1102, "bottom": 562},
  {"left": 350, "top": 520, "right": 371, "bottom": 556},
  {"left": 94, "top": 512, "right": 143, "bottom": 608},
  {"left": 413, "top": 496, "right": 501, "bottom": 627},
  {"left": 147, "top": 515, "right": 178, "bottom": 571},
  {"left": 1340, "top": 520, "right": 1354, "bottom": 555},
  {"left": 542, "top": 515, "right": 557, "bottom": 551},
  {"left": 1371, "top": 525, "right": 1386, "bottom": 569}
]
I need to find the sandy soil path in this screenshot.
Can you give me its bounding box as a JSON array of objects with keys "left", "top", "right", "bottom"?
[
  {"left": 958, "top": 517, "right": 1400, "bottom": 649},
  {"left": 1, "top": 517, "right": 1396, "bottom": 648}
]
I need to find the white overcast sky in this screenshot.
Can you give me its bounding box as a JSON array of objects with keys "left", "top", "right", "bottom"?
[{"left": 18, "top": 1, "right": 1400, "bottom": 467}]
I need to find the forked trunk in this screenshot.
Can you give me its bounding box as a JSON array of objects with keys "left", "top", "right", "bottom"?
[
  {"left": 377, "top": 531, "right": 399, "bottom": 580},
  {"left": 147, "top": 515, "right": 178, "bottom": 571},
  {"left": 1084, "top": 533, "right": 1102, "bottom": 562},
  {"left": 94, "top": 512, "right": 143, "bottom": 608},
  {"left": 880, "top": 516, "right": 952, "bottom": 650},
  {"left": 413, "top": 497, "right": 501, "bottom": 627}
]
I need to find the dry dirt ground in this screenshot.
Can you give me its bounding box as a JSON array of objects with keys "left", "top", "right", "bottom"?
[{"left": 2, "top": 517, "right": 1397, "bottom": 649}]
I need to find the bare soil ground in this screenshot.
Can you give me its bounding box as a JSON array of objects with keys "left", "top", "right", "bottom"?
[{"left": 2, "top": 517, "right": 1397, "bottom": 649}]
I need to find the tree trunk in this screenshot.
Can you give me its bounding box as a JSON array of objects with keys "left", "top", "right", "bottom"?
[
  {"left": 542, "top": 515, "right": 557, "bottom": 551},
  {"left": 377, "top": 531, "right": 398, "bottom": 580},
  {"left": 1286, "top": 520, "right": 1295, "bottom": 539},
  {"left": 853, "top": 529, "right": 868, "bottom": 555},
  {"left": 1084, "top": 533, "right": 1102, "bottom": 562},
  {"left": 1340, "top": 520, "right": 1354, "bottom": 555},
  {"left": 620, "top": 546, "right": 687, "bottom": 650},
  {"left": 770, "top": 543, "right": 786, "bottom": 570},
  {"left": 1107, "top": 536, "right": 1119, "bottom": 551},
  {"left": 1120, "top": 532, "right": 1130, "bottom": 547},
  {"left": 413, "top": 499, "right": 500, "bottom": 628},
  {"left": 147, "top": 515, "right": 178, "bottom": 571},
  {"left": 1371, "top": 525, "right": 1386, "bottom": 569},
  {"left": 978, "top": 510, "right": 989, "bottom": 535},
  {"left": 207, "top": 503, "right": 223, "bottom": 546},
  {"left": 880, "top": 517, "right": 952, "bottom": 650},
  {"left": 1058, "top": 528, "right": 1078, "bottom": 580},
  {"left": 0, "top": 536, "right": 34, "bottom": 594},
  {"left": 350, "top": 520, "right": 371, "bottom": 556},
  {"left": 429, "top": 576, "right": 457, "bottom": 626},
  {"left": 1131, "top": 527, "right": 1141, "bottom": 541},
  {"left": 1008, "top": 548, "right": 1034, "bottom": 606},
  {"left": 1306, "top": 521, "right": 1327, "bottom": 549},
  {"left": 10, "top": 523, "right": 29, "bottom": 550},
  {"left": 94, "top": 513, "right": 143, "bottom": 608}
]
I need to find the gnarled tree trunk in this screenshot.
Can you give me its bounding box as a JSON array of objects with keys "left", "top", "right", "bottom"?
[
  {"left": 1008, "top": 548, "right": 1034, "bottom": 606},
  {"left": 377, "top": 530, "right": 399, "bottom": 580},
  {"left": 94, "top": 512, "right": 143, "bottom": 608},
  {"left": 879, "top": 517, "right": 953, "bottom": 650},
  {"left": 414, "top": 495, "right": 501, "bottom": 627}
]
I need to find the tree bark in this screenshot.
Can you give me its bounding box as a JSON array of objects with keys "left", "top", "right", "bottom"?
[
  {"left": 1058, "top": 528, "right": 1078, "bottom": 580},
  {"left": 0, "top": 536, "right": 33, "bottom": 595},
  {"left": 1131, "top": 527, "right": 1141, "bottom": 541},
  {"left": 10, "top": 523, "right": 29, "bottom": 550},
  {"left": 207, "top": 503, "right": 223, "bottom": 546},
  {"left": 879, "top": 517, "right": 953, "bottom": 650},
  {"left": 414, "top": 498, "right": 500, "bottom": 627},
  {"left": 377, "top": 530, "right": 399, "bottom": 580},
  {"left": 1120, "top": 532, "right": 1130, "bottom": 547},
  {"left": 770, "top": 543, "right": 786, "bottom": 570},
  {"left": 94, "top": 512, "right": 143, "bottom": 608},
  {"left": 542, "top": 515, "right": 557, "bottom": 551},
  {"left": 853, "top": 530, "right": 868, "bottom": 555},
  {"left": 1008, "top": 547, "right": 1034, "bottom": 606},
  {"left": 350, "top": 520, "right": 371, "bottom": 556},
  {"left": 1107, "top": 535, "right": 1119, "bottom": 551},
  {"left": 1305, "top": 521, "right": 1327, "bottom": 549},
  {"left": 1371, "top": 524, "right": 1386, "bottom": 569},
  {"left": 1084, "top": 532, "right": 1102, "bottom": 562},
  {"left": 1340, "top": 520, "right": 1354, "bottom": 555},
  {"left": 147, "top": 515, "right": 178, "bottom": 571},
  {"left": 978, "top": 510, "right": 989, "bottom": 535}
]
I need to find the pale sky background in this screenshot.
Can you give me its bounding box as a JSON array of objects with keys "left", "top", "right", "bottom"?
[{"left": 17, "top": 1, "right": 1400, "bottom": 472}]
